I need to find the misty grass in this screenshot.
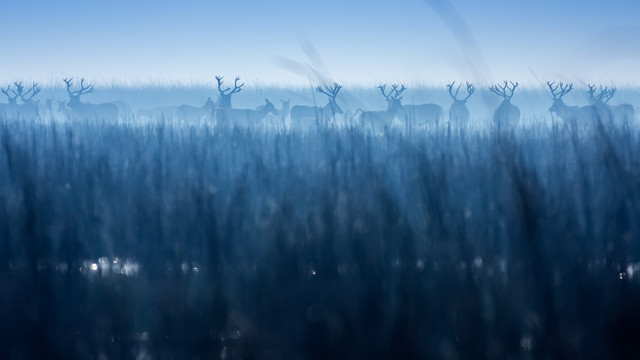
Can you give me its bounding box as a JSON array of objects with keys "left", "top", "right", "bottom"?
[{"left": 1, "top": 113, "right": 640, "bottom": 358}]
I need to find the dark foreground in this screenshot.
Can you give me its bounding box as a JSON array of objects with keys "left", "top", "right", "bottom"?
[{"left": 2, "top": 119, "right": 640, "bottom": 359}]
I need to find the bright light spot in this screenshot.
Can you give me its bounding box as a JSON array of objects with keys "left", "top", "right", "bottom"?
[
  {"left": 416, "top": 259, "right": 425, "bottom": 270},
  {"left": 619, "top": 272, "right": 626, "bottom": 280},
  {"left": 90, "top": 263, "right": 98, "bottom": 271},
  {"left": 627, "top": 265, "right": 635, "bottom": 279},
  {"left": 473, "top": 257, "right": 483, "bottom": 268}
]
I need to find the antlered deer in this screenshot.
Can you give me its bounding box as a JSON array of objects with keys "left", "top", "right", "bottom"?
[
  {"left": 447, "top": 82, "right": 474, "bottom": 127},
  {"left": 489, "top": 81, "right": 520, "bottom": 129},
  {"left": 63, "top": 78, "right": 119, "bottom": 121},
  {"left": 393, "top": 85, "right": 443, "bottom": 128},
  {"left": 355, "top": 84, "right": 403, "bottom": 134},
  {"left": 0, "top": 82, "right": 40, "bottom": 119},
  {"left": 592, "top": 86, "right": 635, "bottom": 126},
  {"left": 290, "top": 83, "right": 343, "bottom": 129},
  {"left": 586, "top": 84, "right": 614, "bottom": 126},
  {"left": 215, "top": 75, "right": 244, "bottom": 109},
  {"left": 546, "top": 81, "right": 598, "bottom": 128}
]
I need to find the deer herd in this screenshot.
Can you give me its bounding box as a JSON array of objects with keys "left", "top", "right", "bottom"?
[{"left": 0, "top": 76, "right": 636, "bottom": 132}]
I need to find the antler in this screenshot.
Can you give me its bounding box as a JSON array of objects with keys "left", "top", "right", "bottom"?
[
  {"left": 316, "top": 82, "right": 342, "bottom": 100},
  {"left": 547, "top": 81, "right": 573, "bottom": 100},
  {"left": 489, "top": 81, "right": 518, "bottom": 100},
  {"left": 215, "top": 75, "right": 244, "bottom": 95},
  {"left": 378, "top": 84, "right": 392, "bottom": 100},
  {"left": 448, "top": 82, "right": 474, "bottom": 101},
  {"left": 63, "top": 78, "right": 94, "bottom": 97},
  {"left": 19, "top": 83, "right": 41, "bottom": 102},
  {"left": 0, "top": 84, "right": 19, "bottom": 101},
  {"left": 587, "top": 84, "right": 615, "bottom": 103}
]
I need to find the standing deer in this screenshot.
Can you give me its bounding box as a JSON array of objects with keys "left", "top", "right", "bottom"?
[
  {"left": 587, "top": 84, "right": 614, "bottom": 126},
  {"left": 57, "top": 100, "right": 79, "bottom": 121},
  {"left": 489, "top": 81, "right": 520, "bottom": 129},
  {"left": 176, "top": 97, "right": 216, "bottom": 123},
  {"left": 290, "top": 83, "right": 343, "bottom": 129},
  {"left": 215, "top": 75, "right": 244, "bottom": 109},
  {"left": 355, "top": 84, "right": 403, "bottom": 133},
  {"left": 594, "top": 87, "right": 635, "bottom": 126},
  {"left": 216, "top": 99, "right": 279, "bottom": 128},
  {"left": 0, "top": 82, "right": 40, "bottom": 119},
  {"left": 447, "top": 82, "right": 474, "bottom": 127},
  {"left": 393, "top": 85, "right": 443, "bottom": 128},
  {"left": 546, "top": 81, "right": 598, "bottom": 128},
  {"left": 63, "top": 78, "right": 119, "bottom": 121}
]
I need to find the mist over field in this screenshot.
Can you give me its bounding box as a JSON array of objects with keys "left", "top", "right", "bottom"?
[{"left": 4, "top": 0, "right": 640, "bottom": 358}]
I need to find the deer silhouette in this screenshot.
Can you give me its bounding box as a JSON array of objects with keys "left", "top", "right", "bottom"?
[
  {"left": 215, "top": 75, "right": 244, "bottom": 109},
  {"left": 393, "top": 85, "right": 443, "bottom": 128},
  {"left": 489, "top": 81, "right": 520, "bottom": 129},
  {"left": 290, "top": 83, "right": 343, "bottom": 129},
  {"left": 586, "top": 84, "right": 615, "bottom": 126},
  {"left": 176, "top": 97, "right": 216, "bottom": 123},
  {"left": 63, "top": 78, "right": 119, "bottom": 121},
  {"left": 216, "top": 99, "right": 279, "bottom": 128},
  {"left": 447, "top": 82, "right": 474, "bottom": 127},
  {"left": 0, "top": 82, "right": 40, "bottom": 119},
  {"left": 546, "top": 81, "right": 597, "bottom": 128},
  {"left": 593, "top": 86, "right": 635, "bottom": 126},
  {"left": 355, "top": 84, "right": 403, "bottom": 134}
]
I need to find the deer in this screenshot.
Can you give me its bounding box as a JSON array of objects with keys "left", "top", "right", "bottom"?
[
  {"left": 586, "top": 84, "right": 614, "bottom": 126},
  {"left": 0, "top": 82, "right": 40, "bottom": 119},
  {"left": 215, "top": 75, "right": 244, "bottom": 109},
  {"left": 176, "top": 97, "right": 216, "bottom": 123},
  {"left": 57, "top": 100, "right": 79, "bottom": 121},
  {"left": 216, "top": 99, "right": 279, "bottom": 128},
  {"left": 447, "top": 82, "right": 474, "bottom": 127},
  {"left": 63, "top": 78, "right": 119, "bottom": 121},
  {"left": 289, "top": 83, "right": 343, "bottom": 129},
  {"left": 489, "top": 81, "right": 520, "bottom": 129},
  {"left": 593, "top": 86, "right": 635, "bottom": 126},
  {"left": 546, "top": 81, "right": 598, "bottom": 128},
  {"left": 354, "top": 84, "right": 403, "bottom": 134},
  {"left": 392, "top": 85, "right": 443, "bottom": 128}
]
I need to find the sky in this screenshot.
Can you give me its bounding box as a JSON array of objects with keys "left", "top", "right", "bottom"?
[{"left": 1, "top": 0, "right": 640, "bottom": 86}]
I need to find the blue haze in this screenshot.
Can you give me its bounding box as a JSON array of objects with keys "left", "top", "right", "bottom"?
[{"left": 1, "top": 0, "right": 639, "bottom": 86}]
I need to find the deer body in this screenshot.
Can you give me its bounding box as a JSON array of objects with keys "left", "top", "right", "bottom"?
[
  {"left": 217, "top": 99, "right": 279, "bottom": 128},
  {"left": 290, "top": 83, "right": 343, "bottom": 129},
  {"left": 447, "top": 82, "right": 474, "bottom": 126},
  {"left": 176, "top": 97, "right": 216, "bottom": 123},
  {"left": 63, "top": 78, "right": 119, "bottom": 121},
  {"left": 490, "top": 81, "right": 520, "bottom": 128}
]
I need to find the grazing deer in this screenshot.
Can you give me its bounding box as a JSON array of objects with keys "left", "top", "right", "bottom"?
[
  {"left": 215, "top": 75, "right": 244, "bottom": 109},
  {"left": 355, "top": 84, "right": 403, "bottom": 133},
  {"left": 216, "top": 99, "right": 279, "bottom": 128},
  {"left": 63, "top": 78, "right": 119, "bottom": 121},
  {"left": 290, "top": 83, "right": 343, "bottom": 128},
  {"left": 392, "top": 85, "right": 443, "bottom": 128},
  {"left": 447, "top": 82, "right": 474, "bottom": 127},
  {"left": 489, "top": 81, "right": 520, "bottom": 129},
  {"left": 176, "top": 97, "right": 216, "bottom": 123}
]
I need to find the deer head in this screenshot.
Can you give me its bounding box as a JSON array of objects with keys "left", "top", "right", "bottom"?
[
  {"left": 587, "top": 84, "right": 615, "bottom": 104},
  {"left": 215, "top": 75, "right": 244, "bottom": 109},
  {"left": 316, "top": 83, "right": 343, "bottom": 115},
  {"left": 0, "top": 82, "right": 21, "bottom": 105},
  {"left": 63, "top": 78, "right": 94, "bottom": 105},
  {"left": 378, "top": 84, "right": 406, "bottom": 111},
  {"left": 18, "top": 83, "right": 41, "bottom": 104},
  {"left": 447, "top": 82, "right": 474, "bottom": 103},
  {"left": 547, "top": 81, "right": 573, "bottom": 113},
  {"left": 489, "top": 81, "right": 518, "bottom": 102}
]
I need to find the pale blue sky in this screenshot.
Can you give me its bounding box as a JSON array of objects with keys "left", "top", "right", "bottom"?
[{"left": 1, "top": 0, "right": 639, "bottom": 86}]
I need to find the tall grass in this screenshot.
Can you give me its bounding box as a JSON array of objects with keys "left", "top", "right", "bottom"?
[{"left": 1, "top": 115, "right": 640, "bottom": 358}]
